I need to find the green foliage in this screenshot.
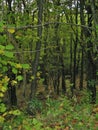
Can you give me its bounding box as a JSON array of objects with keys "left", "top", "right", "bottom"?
[
  {"left": 0, "top": 103, "right": 6, "bottom": 113},
  {"left": 0, "top": 22, "right": 28, "bottom": 127},
  {"left": 0, "top": 96, "right": 97, "bottom": 130},
  {"left": 32, "top": 118, "right": 43, "bottom": 130},
  {"left": 88, "top": 80, "right": 96, "bottom": 87},
  {"left": 27, "top": 98, "right": 43, "bottom": 115},
  {"left": 95, "top": 113, "right": 98, "bottom": 121},
  {"left": 22, "top": 64, "right": 30, "bottom": 69},
  {"left": 4, "top": 51, "right": 14, "bottom": 58},
  {"left": 9, "top": 109, "right": 21, "bottom": 116},
  {"left": 16, "top": 75, "right": 23, "bottom": 81}
]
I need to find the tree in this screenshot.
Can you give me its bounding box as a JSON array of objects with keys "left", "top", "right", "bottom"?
[
  {"left": 30, "top": 0, "right": 43, "bottom": 98},
  {"left": 84, "top": 0, "right": 97, "bottom": 103}
]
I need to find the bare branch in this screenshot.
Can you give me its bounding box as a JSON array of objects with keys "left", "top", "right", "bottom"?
[{"left": 0, "top": 22, "right": 95, "bottom": 35}]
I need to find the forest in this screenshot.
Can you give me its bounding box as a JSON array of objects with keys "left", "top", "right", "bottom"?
[{"left": 0, "top": 0, "right": 98, "bottom": 129}]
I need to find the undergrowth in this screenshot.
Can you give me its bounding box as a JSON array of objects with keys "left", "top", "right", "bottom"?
[{"left": 1, "top": 94, "right": 98, "bottom": 130}]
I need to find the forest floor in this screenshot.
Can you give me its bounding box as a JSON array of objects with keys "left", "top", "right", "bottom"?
[
  {"left": 1, "top": 77, "right": 98, "bottom": 130},
  {"left": 1, "top": 90, "right": 98, "bottom": 130}
]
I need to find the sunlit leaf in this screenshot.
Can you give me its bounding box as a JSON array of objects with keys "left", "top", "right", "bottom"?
[
  {"left": 16, "top": 64, "right": 22, "bottom": 69},
  {"left": 11, "top": 80, "right": 17, "bottom": 86},
  {"left": 0, "top": 116, "right": 5, "bottom": 123},
  {"left": 7, "top": 28, "right": 15, "bottom": 34},
  {"left": 4, "top": 51, "right": 13, "bottom": 58},
  {"left": 16, "top": 75, "right": 23, "bottom": 81},
  {"left": 12, "top": 68, "right": 18, "bottom": 74},
  {"left": 1, "top": 87, "right": 7, "bottom": 93},
  {"left": 0, "top": 103, "right": 6, "bottom": 112},
  {"left": 5, "top": 44, "right": 14, "bottom": 50},
  {"left": 0, "top": 93, "right": 4, "bottom": 97},
  {"left": 0, "top": 45, "right": 5, "bottom": 50},
  {"left": 12, "top": 110, "right": 21, "bottom": 115},
  {"left": 37, "top": 72, "right": 40, "bottom": 77},
  {"left": 31, "top": 76, "right": 35, "bottom": 80},
  {"left": 22, "top": 64, "right": 30, "bottom": 69},
  {"left": 0, "top": 50, "right": 4, "bottom": 55}
]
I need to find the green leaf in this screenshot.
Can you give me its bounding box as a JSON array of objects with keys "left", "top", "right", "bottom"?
[
  {"left": 22, "top": 64, "right": 30, "bottom": 69},
  {"left": 0, "top": 45, "right": 5, "bottom": 50},
  {"left": 0, "top": 116, "right": 5, "bottom": 124},
  {"left": 12, "top": 68, "right": 18, "bottom": 74},
  {"left": 16, "top": 75, "right": 23, "bottom": 81},
  {"left": 96, "top": 24, "right": 98, "bottom": 33},
  {"left": 2, "top": 66, "right": 8, "bottom": 72},
  {"left": 1, "top": 87, "right": 7, "bottom": 93},
  {"left": 0, "top": 103, "right": 6, "bottom": 113},
  {"left": 4, "top": 51, "right": 13, "bottom": 58},
  {"left": 8, "top": 28, "right": 15, "bottom": 34},
  {"left": 12, "top": 110, "right": 21, "bottom": 115},
  {"left": 96, "top": 113, "right": 98, "bottom": 121},
  {"left": 0, "top": 21, "right": 4, "bottom": 32},
  {"left": 5, "top": 44, "right": 14, "bottom": 50}
]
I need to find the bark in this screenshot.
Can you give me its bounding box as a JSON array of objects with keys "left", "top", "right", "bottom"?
[
  {"left": 61, "top": 55, "right": 66, "bottom": 94},
  {"left": 79, "top": 0, "right": 85, "bottom": 90},
  {"left": 41, "top": 0, "right": 49, "bottom": 88},
  {"left": 53, "top": 0, "right": 61, "bottom": 95},
  {"left": 85, "top": 1, "right": 96, "bottom": 103},
  {"left": 72, "top": 0, "right": 78, "bottom": 90},
  {"left": 30, "top": 0, "right": 43, "bottom": 98},
  {"left": 6, "top": 0, "right": 17, "bottom": 106},
  {"left": 7, "top": 64, "right": 17, "bottom": 106},
  {"left": 6, "top": 0, "right": 12, "bottom": 11}
]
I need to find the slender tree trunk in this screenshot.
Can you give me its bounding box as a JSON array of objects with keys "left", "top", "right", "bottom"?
[
  {"left": 42, "top": 0, "right": 49, "bottom": 88},
  {"left": 7, "top": 65, "right": 17, "bottom": 106},
  {"left": 72, "top": 1, "right": 78, "bottom": 90},
  {"left": 80, "top": 48, "right": 84, "bottom": 90},
  {"left": 30, "top": 0, "right": 43, "bottom": 98},
  {"left": 85, "top": 1, "right": 96, "bottom": 103},
  {"left": 79, "top": 0, "right": 85, "bottom": 90},
  {"left": 7, "top": 0, "right": 12, "bottom": 11},
  {"left": 61, "top": 54, "right": 66, "bottom": 94},
  {"left": 6, "top": 0, "right": 17, "bottom": 106}
]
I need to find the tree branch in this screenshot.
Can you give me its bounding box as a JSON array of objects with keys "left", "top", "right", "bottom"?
[{"left": 0, "top": 22, "right": 95, "bottom": 35}]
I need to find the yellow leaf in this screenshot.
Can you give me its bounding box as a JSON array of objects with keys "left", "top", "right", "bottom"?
[
  {"left": 37, "top": 72, "right": 40, "bottom": 77},
  {"left": 1, "top": 87, "right": 7, "bottom": 92},
  {"left": 0, "top": 74, "right": 3, "bottom": 77},
  {"left": 31, "top": 76, "right": 35, "bottom": 80},
  {"left": 8, "top": 28, "right": 15, "bottom": 34},
  {"left": 0, "top": 93, "right": 4, "bottom": 97},
  {"left": 0, "top": 116, "right": 5, "bottom": 123},
  {"left": 11, "top": 80, "right": 17, "bottom": 86},
  {"left": 2, "top": 76, "right": 10, "bottom": 83},
  {"left": 0, "top": 50, "right": 4, "bottom": 55},
  {"left": 16, "top": 64, "right": 22, "bottom": 69},
  {"left": 2, "top": 112, "right": 8, "bottom": 117}
]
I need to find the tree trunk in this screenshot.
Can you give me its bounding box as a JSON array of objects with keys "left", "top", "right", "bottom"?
[
  {"left": 30, "top": 0, "right": 43, "bottom": 98},
  {"left": 79, "top": 0, "right": 85, "bottom": 90},
  {"left": 61, "top": 56, "right": 66, "bottom": 94},
  {"left": 7, "top": 65, "right": 17, "bottom": 106},
  {"left": 6, "top": 0, "right": 17, "bottom": 106},
  {"left": 72, "top": 1, "right": 78, "bottom": 90},
  {"left": 85, "top": 1, "right": 96, "bottom": 103}
]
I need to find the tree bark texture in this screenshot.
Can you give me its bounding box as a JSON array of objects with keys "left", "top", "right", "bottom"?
[{"left": 30, "top": 0, "right": 43, "bottom": 98}]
